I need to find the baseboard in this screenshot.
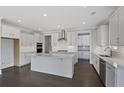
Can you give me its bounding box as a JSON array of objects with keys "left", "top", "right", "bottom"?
[
  {"left": 19, "top": 63, "right": 31, "bottom": 68},
  {"left": 14, "top": 63, "right": 30, "bottom": 68}
]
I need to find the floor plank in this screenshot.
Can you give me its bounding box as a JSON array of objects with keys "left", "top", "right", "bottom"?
[{"left": 0, "top": 59, "right": 104, "bottom": 87}]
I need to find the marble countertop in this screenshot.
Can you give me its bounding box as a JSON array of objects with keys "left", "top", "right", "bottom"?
[
  {"left": 32, "top": 52, "right": 76, "bottom": 58},
  {"left": 93, "top": 52, "right": 124, "bottom": 68}
]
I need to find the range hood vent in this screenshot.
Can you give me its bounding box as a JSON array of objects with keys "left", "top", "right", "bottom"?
[{"left": 58, "top": 29, "right": 67, "bottom": 41}]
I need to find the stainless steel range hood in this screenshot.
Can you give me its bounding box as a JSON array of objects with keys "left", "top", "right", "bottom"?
[{"left": 58, "top": 29, "right": 67, "bottom": 41}]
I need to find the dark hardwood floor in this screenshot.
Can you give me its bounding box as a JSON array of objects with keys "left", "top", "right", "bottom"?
[{"left": 0, "top": 59, "right": 104, "bottom": 87}]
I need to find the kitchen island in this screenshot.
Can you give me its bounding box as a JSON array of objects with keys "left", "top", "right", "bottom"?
[{"left": 31, "top": 53, "right": 77, "bottom": 78}]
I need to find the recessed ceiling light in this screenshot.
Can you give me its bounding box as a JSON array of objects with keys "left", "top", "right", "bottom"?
[
  {"left": 17, "top": 19, "right": 22, "bottom": 23},
  {"left": 91, "top": 11, "right": 96, "bottom": 16},
  {"left": 82, "top": 21, "right": 86, "bottom": 25},
  {"left": 43, "top": 13, "right": 47, "bottom": 17},
  {"left": 38, "top": 28, "right": 41, "bottom": 30},
  {"left": 57, "top": 25, "right": 61, "bottom": 28},
  {"left": 0, "top": 16, "right": 3, "bottom": 19}
]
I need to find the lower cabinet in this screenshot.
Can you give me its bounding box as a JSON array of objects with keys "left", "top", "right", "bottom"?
[
  {"left": 106, "top": 63, "right": 116, "bottom": 87},
  {"left": 116, "top": 66, "right": 124, "bottom": 87},
  {"left": 92, "top": 54, "right": 100, "bottom": 74},
  {"left": 20, "top": 53, "right": 31, "bottom": 66},
  {"left": 92, "top": 54, "right": 124, "bottom": 87}
]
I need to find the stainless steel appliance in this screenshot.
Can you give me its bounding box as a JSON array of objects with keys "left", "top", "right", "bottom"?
[
  {"left": 58, "top": 29, "right": 67, "bottom": 41},
  {"left": 36, "top": 43, "right": 43, "bottom": 53},
  {"left": 99, "top": 58, "right": 106, "bottom": 85}
]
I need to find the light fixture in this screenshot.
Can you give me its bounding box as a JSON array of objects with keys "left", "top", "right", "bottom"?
[
  {"left": 57, "top": 25, "right": 61, "bottom": 28},
  {"left": 38, "top": 27, "right": 41, "bottom": 30},
  {"left": 82, "top": 21, "right": 86, "bottom": 25},
  {"left": 43, "top": 13, "right": 47, "bottom": 17},
  {"left": 0, "top": 16, "right": 3, "bottom": 19},
  {"left": 17, "top": 19, "right": 22, "bottom": 23},
  {"left": 91, "top": 11, "right": 96, "bottom": 16}
]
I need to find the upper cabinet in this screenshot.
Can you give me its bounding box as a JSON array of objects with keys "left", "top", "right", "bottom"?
[
  {"left": 118, "top": 7, "right": 124, "bottom": 46},
  {"left": 109, "top": 7, "right": 124, "bottom": 46},
  {"left": 1, "top": 25, "right": 20, "bottom": 39},
  {"left": 109, "top": 11, "right": 119, "bottom": 46},
  {"left": 52, "top": 32, "right": 58, "bottom": 47},
  {"left": 34, "top": 32, "right": 43, "bottom": 43},
  {"left": 97, "top": 25, "right": 109, "bottom": 46},
  {"left": 20, "top": 31, "right": 34, "bottom": 47},
  {"left": 67, "top": 31, "right": 77, "bottom": 46}
]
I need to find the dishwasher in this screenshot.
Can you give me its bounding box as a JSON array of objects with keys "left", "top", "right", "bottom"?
[{"left": 99, "top": 58, "right": 106, "bottom": 86}]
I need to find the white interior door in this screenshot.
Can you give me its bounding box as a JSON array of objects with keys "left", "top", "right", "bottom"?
[{"left": 1, "top": 38, "right": 14, "bottom": 69}]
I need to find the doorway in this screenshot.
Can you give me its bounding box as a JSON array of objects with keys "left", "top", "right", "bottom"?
[
  {"left": 45, "top": 35, "right": 52, "bottom": 53},
  {"left": 1, "top": 38, "right": 14, "bottom": 69},
  {"left": 1, "top": 38, "right": 20, "bottom": 69},
  {"left": 78, "top": 33, "right": 90, "bottom": 60}
]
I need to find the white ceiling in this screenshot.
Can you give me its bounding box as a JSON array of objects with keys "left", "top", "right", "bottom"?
[{"left": 0, "top": 6, "right": 118, "bottom": 31}]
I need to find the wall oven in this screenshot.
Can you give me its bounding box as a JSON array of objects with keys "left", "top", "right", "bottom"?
[{"left": 36, "top": 43, "right": 43, "bottom": 53}]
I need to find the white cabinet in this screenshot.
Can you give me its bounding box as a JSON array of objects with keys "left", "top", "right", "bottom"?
[
  {"left": 106, "top": 63, "right": 116, "bottom": 87},
  {"left": 97, "top": 25, "right": 109, "bottom": 46},
  {"left": 109, "top": 12, "right": 119, "bottom": 46},
  {"left": 34, "top": 33, "right": 41, "bottom": 43},
  {"left": 20, "top": 53, "right": 31, "bottom": 66},
  {"left": 118, "top": 7, "right": 124, "bottom": 46},
  {"left": 20, "top": 31, "right": 34, "bottom": 47},
  {"left": 2, "top": 25, "right": 20, "bottom": 39},
  {"left": 92, "top": 54, "right": 100, "bottom": 74},
  {"left": 1, "top": 39, "right": 14, "bottom": 69},
  {"left": 52, "top": 33, "right": 59, "bottom": 51},
  {"left": 109, "top": 7, "right": 124, "bottom": 46},
  {"left": 67, "top": 32, "right": 77, "bottom": 46}
]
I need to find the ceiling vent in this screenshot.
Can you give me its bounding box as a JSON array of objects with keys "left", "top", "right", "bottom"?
[{"left": 58, "top": 29, "right": 67, "bottom": 41}]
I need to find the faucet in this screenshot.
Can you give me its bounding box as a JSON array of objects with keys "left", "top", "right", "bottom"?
[
  {"left": 104, "top": 47, "right": 111, "bottom": 51},
  {"left": 104, "top": 47, "right": 112, "bottom": 57}
]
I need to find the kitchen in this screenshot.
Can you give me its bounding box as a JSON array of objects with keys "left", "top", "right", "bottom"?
[{"left": 0, "top": 6, "right": 124, "bottom": 87}]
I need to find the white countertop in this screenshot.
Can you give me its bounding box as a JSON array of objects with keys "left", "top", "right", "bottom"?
[
  {"left": 32, "top": 52, "right": 76, "bottom": 58},
  {"left": 93, "top": 52, "right": 124, "bottom": 68}
]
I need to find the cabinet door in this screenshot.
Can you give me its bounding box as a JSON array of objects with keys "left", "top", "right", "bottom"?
[
  {"left": 52, "top": 33, "right": 58, "bottom": 46},
  {"left": 2, "top": 25, "right": 20, "bottom": 39},
  {"left": 96, "top": 57, "right": 100, "bottom": 74},
  {"left": 34, "top": 33, "right": 40, "bottom": 43},
  {"left": 106, "top": 63, "right": 116, "bottom": 87},
  {"left": 109, "top": 13, "right": 119, "bottom": 46},
  {"left": 52, "top": 33, "right": 58, "bottom": 51},
  {"left": 20, "top": 53, "right": 31, "bottom": 66},
  {"left": 92, "top": 54, "right": 97, "bottom": 72},
  {"left": 98, "top": 25, "right": 109, "bottom": 46},
  {"left": 97, "top": 28, "right": 101, "bottom": 46},
  {"left": 118, "top": 7, "right": 124, "bottom": 46}
]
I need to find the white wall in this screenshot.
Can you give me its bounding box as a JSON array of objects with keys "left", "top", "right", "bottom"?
[{"left": 1, "top": 38, "right": 14, "bottom": 69}]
